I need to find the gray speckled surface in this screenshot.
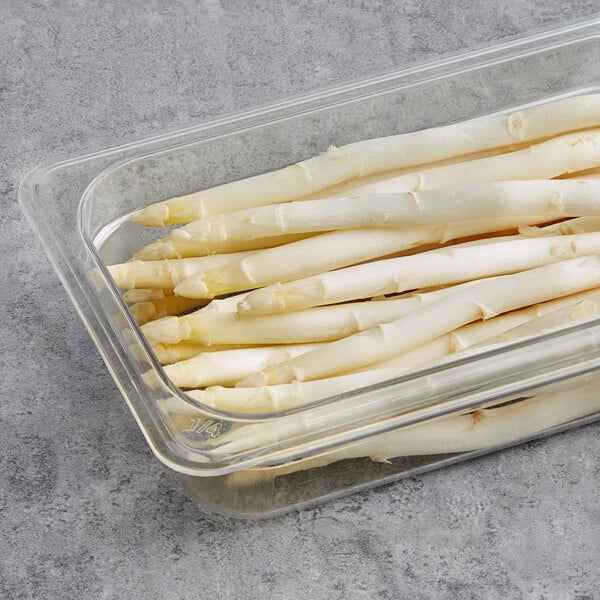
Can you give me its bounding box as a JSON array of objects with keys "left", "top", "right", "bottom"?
[{"left": 2, "top": 1, "right": 600, "bottom": 598}]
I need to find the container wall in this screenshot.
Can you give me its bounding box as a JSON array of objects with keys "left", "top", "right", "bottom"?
[
  {"left": 20, "top": 22, "right": 600, "bottom": 516},
  {"left": 177, "top": 372, "right": 600, "bottom": 518}
]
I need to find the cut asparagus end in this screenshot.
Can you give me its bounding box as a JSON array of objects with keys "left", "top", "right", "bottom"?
[{"left": 133, "top": 240, "right": 180, "bottom": 260}]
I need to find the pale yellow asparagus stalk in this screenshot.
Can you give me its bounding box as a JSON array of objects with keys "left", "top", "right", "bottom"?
[
  {"left": 132, "top": 232, "right": 312, "bottom": 261},
  {"left": 158, "top": 127, "right": 600, "bottom": 239},
  {"left": 472, "top": 290, "right": 600, "bottom": 347},
  {"left": 296, "top": 144, "right": 531, "bottom": 201},
  {"left": 132, "top": 95, "right": 600, "bottom": 225},
  {"left": 171, "top": 180, "right": 600, "bottom": 243},
  {"left": 185, "top": 368, "right": 408, "bottom": 412},
  {"left": 174, "top": 218, "right": 549, "bottom": 299},
  {"left": 109, "top": 251, "right": 253, "bottom": 289},
  {"left": 130, "top": 296, "right": 207, "bottom": 325},
  {"left": 148, "top": 293, "right": 257, "bottom": 358},
  {"left": 152, "top": 342, "right": 213, "bottom": 364},
  {"left": 175, "top": 291, "right": 600, "bottom": 412},
  {"left": 123, "top": 288, "right": 174, "bottom": 302},
  {"left": 152, "top": 342, "right": 259, "bottom": 364},
  {"left": 310, "top": 145, "right": 600, "bottom": 199},
  {"left": 142, "top": 288, "right": 467, "bottom": 346},
  {"left": 176, "top": 303, "right": 563, "bottom": 411},
  {"left": 325, "top": 129, "right": 600, "bottom": 197},
  {"left": 220, "top": 380, "right": 600, "bottom": 480},
  {"left": 148, "top": 292, "right": 255, "bottom": 363},
  {"left": 208, "top": 364, "right": 600, "bottom": 457},
  {"left": 238, "top": 232, "right": 600, "bottom": 315},
  {"left": 165, "top": 344, "right": 321, "bottom": 388},
  {"left": 147, "top": 146, "right": 535, "bottom": 261},
  {"left": 239, "top": 257, "right": 600, "bottom": 385},
  {"left": 357, "top": 288, "right": 600, "bottom": 373},
  {"left": 518, "top": 215, "right": 600, "bottom": 237},
  {"left": 163, "top": 288, "right": 599, "bottom": 388}
]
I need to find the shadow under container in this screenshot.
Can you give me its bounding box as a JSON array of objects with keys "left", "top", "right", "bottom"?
[{"left": 20, "top": 16, "right": 600, "bottom": 517}]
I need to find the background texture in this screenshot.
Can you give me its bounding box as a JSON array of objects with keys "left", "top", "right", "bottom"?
[{"left": 1, "top": 2, "right": 599, "bottom": 598}]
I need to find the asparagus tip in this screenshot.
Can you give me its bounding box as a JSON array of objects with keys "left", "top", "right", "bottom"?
[
  {"left": 141, "top": 316, "right": 190, "bottom": 344},
  {"left": 237, "top": 290, "right": 285, "bottom": 315},
  {"left": 170, "top": 225, "right": 207, "bottom": 242},
  {"left": 131, "top": 203, "right": 170, "bottom": 227},
  {"left": 174, "top": 276, "right": 211, "bottom": 299},
  {"left": 131, "top": 302, "right": 157, "bottom": 325},
  {"left": 132, "top": 241, "right": 179, "bottom": 260},
  {"left": 150, "top": 343, "right": 171, "bottom": 364},
  {"left": 107, "top": 263, "right": 136, "bottom": 289}
]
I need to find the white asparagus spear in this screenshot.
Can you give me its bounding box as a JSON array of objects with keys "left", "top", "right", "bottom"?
[
  {"left": 152, "top": 342, "right": 260, "bottom": 364},
  {"left": 132, "top": 232, "right": 312, "bottom": 261},
  {"left": 471, "top": 290, "right": 600, "bottom": 347},
  {"left": 518, "top": 215, "right": 600, "bottom": 237},
  {"left": 145, "top": 146, "right": 536, "bottom": 264},
  {"left": 185, "top": 368, "right": 408, "bottom": 412},
  {"left": 152, "top": 342, "right": 215, "bottom": 364},
  {"left": 165, "top": 344, "right": 321, "bottom": 388},
  {"left": 108, "top": 251, "right": 253, "bottom": 289},
  {"left": 357, "top": 288, "right": 600, "bottom": 373},
  {"left": 148, "top": 292, "right": 256, "bottom": 351},
  {"left": 142, "top": 287, "right": 466, "bottom": 345},
  {"left": 238, "top": 231, "right": 600, "bottom": 315},
  {"left": 208, "top": 362, "right": 600, "bottom": 457},
  {"left": 171, "top": 180, "right": 600, "bottom": 242},
  {"left": 180, "top": 293, "right": 600, "bottom": 411},
  {"left": 238, "top": 257, "right": 600, "bottom": 385},
  {"left": 163, "top": 288, "right": 599, "bottom": 386},
  {"left": 333, "top": 129, "right": 600, "bottom": 196},
  {"left": 295, "top": 144, "right": 531, "bottom": 201},
  {"left": 219, "top": 380, "right": 600, "bottom": 480},
  {"left": 173, "top": 217, "right": 549, "bottom": 299},
  {"left": 130, "top": 296, "right": 207, "bottom": 325},
  {"left": 123, "top": 288, "right": 173, "bottom": 302},
  {"left": 164, "top": 217, "right": 600, "bottom": 302},
  {"left": 157, "top": 295, "right": 579, "bottom": 370},
  {"left": 132, "top": 95, "right": 600, "bottom": 225}
]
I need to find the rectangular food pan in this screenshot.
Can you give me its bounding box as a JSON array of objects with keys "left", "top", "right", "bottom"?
[{"left": 20, "top": 15, "right": 600, "bottom": 517}]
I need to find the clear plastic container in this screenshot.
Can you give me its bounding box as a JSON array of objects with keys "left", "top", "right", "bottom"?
[{"left": 20, "top": 15, "right": 600, "bottom": 517}]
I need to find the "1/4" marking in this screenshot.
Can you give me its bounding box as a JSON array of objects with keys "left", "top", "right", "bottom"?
[{"left": 184, "top": 417, "right": 223, "bottom": 438}]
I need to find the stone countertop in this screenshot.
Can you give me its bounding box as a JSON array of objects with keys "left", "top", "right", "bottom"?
[{"left": 1, "top": 2, "right": 599, "bottom": 598}]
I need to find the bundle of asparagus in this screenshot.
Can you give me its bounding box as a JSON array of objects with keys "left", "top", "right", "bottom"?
[{"left": 109, "top": 94, "right": 600, "bottom": 466}]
